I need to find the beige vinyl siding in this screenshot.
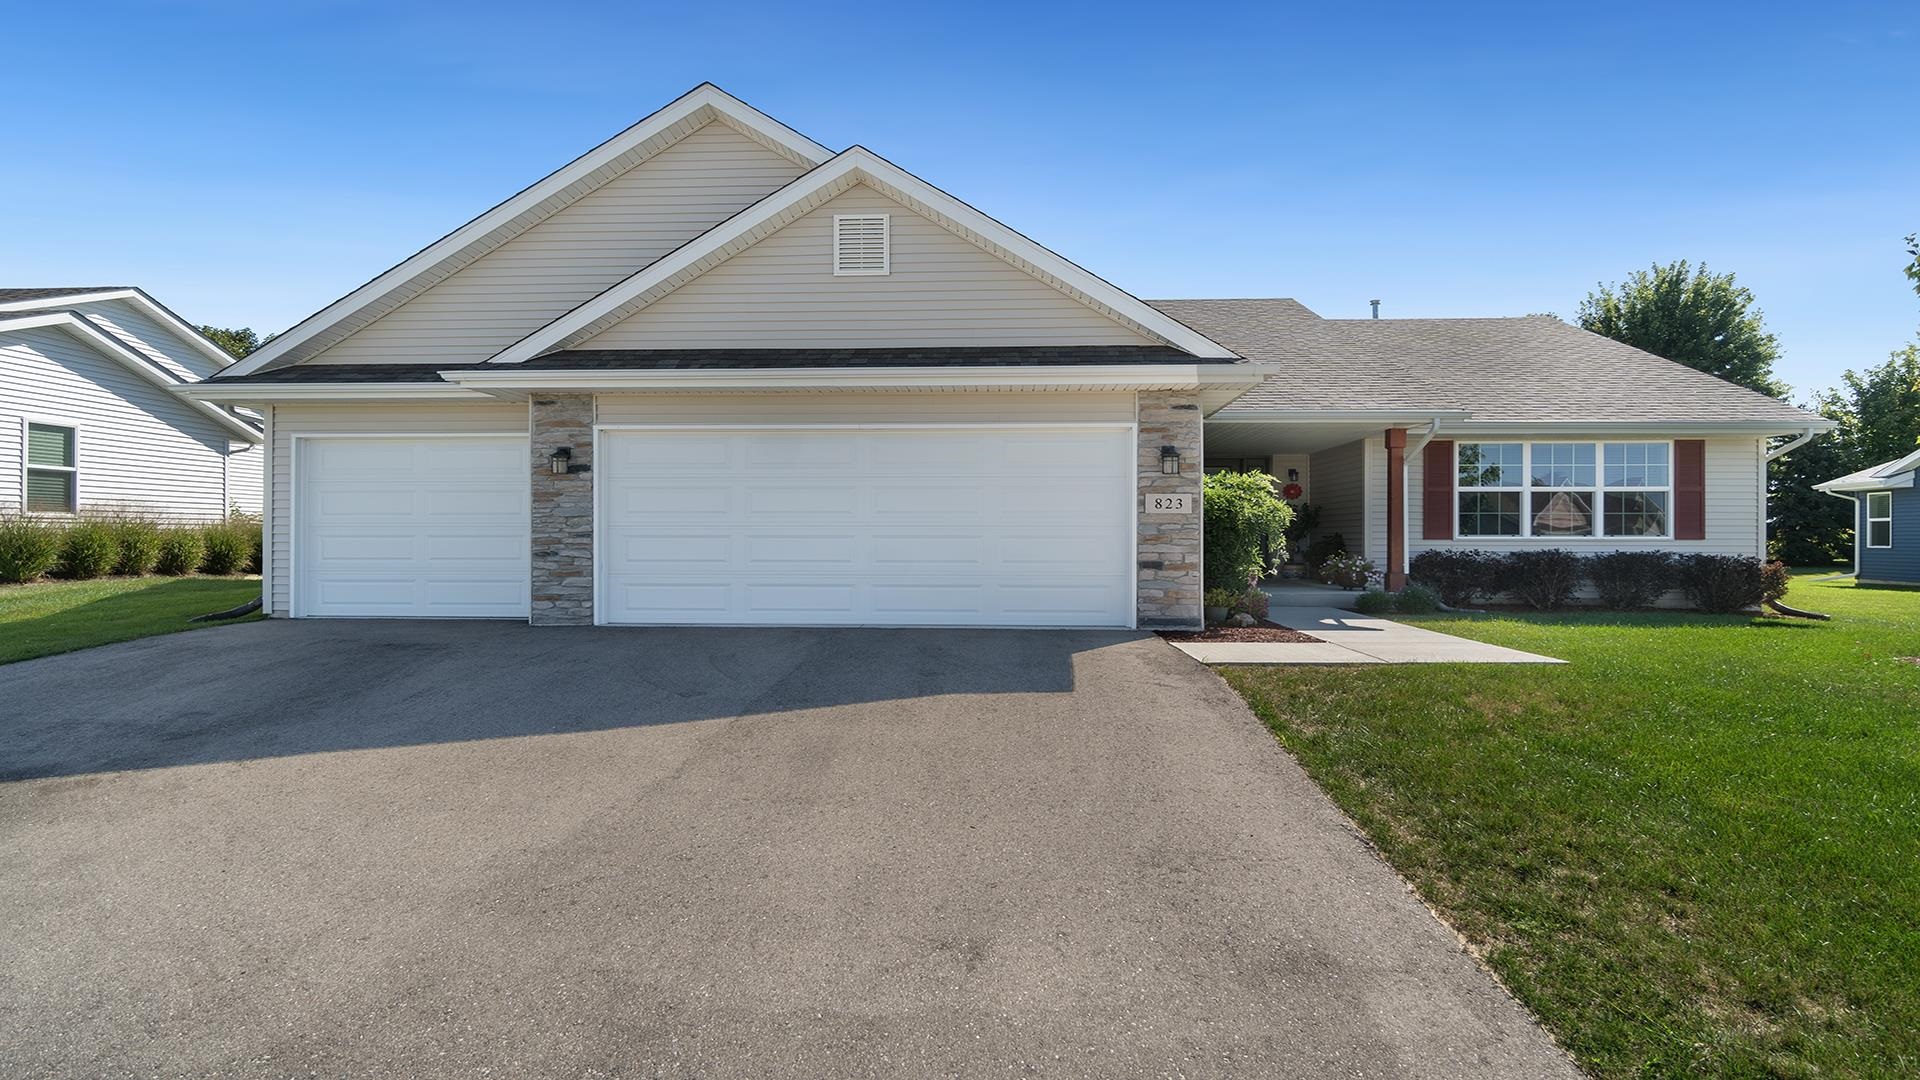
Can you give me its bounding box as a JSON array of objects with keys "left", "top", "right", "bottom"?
[
  {"left": 596, "top": 390, "right": 1135, "bottom": 425},
  {"left": 266, "top": 402, "right": 529, "bottom": 615},
  {"left": 310, "top": 122, "right": 806, "bottom": 365},
  {"left": 67, "top": 298, "right": 224, "bottom": 380},
  {"left": 1, "top": 327, "right": 247, "bottom": 520},
  {"left": 1308, "top": 438, "right": 1370, "bottom": 559},
  {"left": 578, "top": 185, "right": 1156, "bottom": 350}
]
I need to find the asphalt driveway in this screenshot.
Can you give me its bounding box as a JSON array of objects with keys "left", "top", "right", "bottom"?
[{"left": 1, "top": 621, "right": 1576, "bottom": 1078}]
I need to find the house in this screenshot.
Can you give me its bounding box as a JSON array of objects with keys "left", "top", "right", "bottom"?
[
  {"left": 188, "top": 84, "right": 1829, "bottom": 627},
  {"left": 1816, "top": 449, "right": 1920, "bottom": 584},
  {"left": 2, "top": 287, "right": 263, "bottom": 520}
]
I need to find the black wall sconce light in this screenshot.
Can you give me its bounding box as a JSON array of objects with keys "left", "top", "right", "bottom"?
[
  {"left": 549, "top": 446, "right": 573, "bottom": 475},
  {"left": 1159, "top": 445, "right": 1180, "bottom": 475}
]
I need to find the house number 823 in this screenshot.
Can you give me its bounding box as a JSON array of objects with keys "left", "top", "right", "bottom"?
[{"left": 1146, "top": 494, "right": 1192, "bottom": 514}]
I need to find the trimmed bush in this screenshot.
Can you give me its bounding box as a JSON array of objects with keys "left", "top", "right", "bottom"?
[
  {"left": 1354, "top": 587, "right": 1395, "bottom": 615},
  {"left": 0, "top": 515, "right": 66, "bottom": 583},
  {"left": 58, "top": 519, "right": 120, "bottom": 580},
  {"left": 1318, "top": 550, "right": 1376, "bottom": 590},
  {"left": 155, "top": 527, "right": 206, "bottom": 576},
  {"left": 1761, "top": 560, "right": 1791, "bottom": 603},
  {"left": 1502, "top": 549, "right": 1581, "bottom": 610},
  {"left": 1675, "top": 554, "right": 1766, "bottom": 613},
  {"left": 200, "top": 518, "right": 253, "bottom": 575},
  {"left": 1202, "top": 471, "right": 1294, "bottom": 590},
  {"left": 1231, "top": 587, "right": 1270, "bottom": 621},
  {"left": 109, "top": 516, "right": 165, "bottom": 576},
  {"left": 1409, "top": 549, "right": 1499, "bottom": 607},
  {"left": 1392, "top": 582, "right": 1443, "bottom": 614},
  {"left": 1585, "top": 551, "right": 1673, "bottom": 610}
]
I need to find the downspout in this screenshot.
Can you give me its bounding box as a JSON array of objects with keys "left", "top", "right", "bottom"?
[
  {"left": 1819, "top": 489, "right": 1861, "bottom": 579},
  {"left": 1401, "top": 422, "right": 1438, "bottom": 583},
  {"left": 1765, "top": 426, "right": 1818, "bottom": 462}
]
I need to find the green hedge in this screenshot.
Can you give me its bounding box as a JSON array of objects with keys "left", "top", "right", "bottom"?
[{"left": 0, "top": 513, "right": 261, "bottom": 585}]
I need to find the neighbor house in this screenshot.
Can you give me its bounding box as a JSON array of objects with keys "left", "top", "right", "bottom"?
[
  {"left": 1816, "top": 449, "right": 1920, "bottom": 584},
  {"left": 2, "top": 288, "right": 262, "bottom": 520},
  {"left": 189, "top": 84, "right": 1828, "bottom": 628}
]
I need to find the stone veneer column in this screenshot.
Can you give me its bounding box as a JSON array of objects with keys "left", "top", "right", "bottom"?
[
  {"left": 1136, "top": 389, "right": 1204, "bottom": 629},
  {"left": 530, "top": 394, "right": 594, "bottom": 626}
]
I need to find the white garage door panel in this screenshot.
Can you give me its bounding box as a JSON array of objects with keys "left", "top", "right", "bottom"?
[
  {"left": 600, "top": 427, "right": 1133, "bottom": 627},
  {"left": 296, "top": 437, "right": 528, "bottom": 618}
]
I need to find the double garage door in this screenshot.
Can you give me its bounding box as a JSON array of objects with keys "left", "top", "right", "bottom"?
[{"left": 296, "top": 426, "right": 1135, "bottom": 627}]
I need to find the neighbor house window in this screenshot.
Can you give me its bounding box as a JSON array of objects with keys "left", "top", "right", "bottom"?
[
  {"left": 1456, "top": 441, "right": 1670, "bottom": 539},
  {"left": 1866, "top": 491, "right": 1893, "bottom": 548},
  {"left": 25, "top": 423, "right": 77, "bottom": 514}
]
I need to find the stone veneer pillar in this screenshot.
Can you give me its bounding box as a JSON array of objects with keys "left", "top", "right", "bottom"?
[
  {"left": 530, "top": 394, "right": 594, "bottom": 625},
  {"left": 1136, "top": 389, "right": 1204, "bottom": 629}
]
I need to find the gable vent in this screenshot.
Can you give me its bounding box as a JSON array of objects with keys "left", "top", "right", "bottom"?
[{"left": 833, "top": 214, "right": 890, "bottom": 276}]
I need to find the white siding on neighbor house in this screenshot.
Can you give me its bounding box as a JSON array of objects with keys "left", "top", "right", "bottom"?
[
  {"left": 596, "top": 390, "right": 1136, "bottom": 426},
  {"left": 1404, "top": 434, "right": 1766, "bottom": 559},
  {"left": 66, "top": 298, "right": 225, "bottom": 381},
  {"left": 226, "top": 442, "right": 264, "bottom": 515},
  {"left": 266, "top": 402, "right": 529, "bottom": 615},
  {"left": 1308, "top": 439, "right": 1370, "bottom": 558},
  {"left": 577, "top": 185, "right": 1156, "bottom": 350},
  {"left": 1, "top": 327, "right": 252, "bottom": 521},
  {"left": 310, "top": 123, "right": 806, "bottom": 365}
]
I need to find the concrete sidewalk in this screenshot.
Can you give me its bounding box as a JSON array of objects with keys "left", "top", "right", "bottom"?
[{"left": 1169, "top": 607, "right": 1564, "bottom": 665}]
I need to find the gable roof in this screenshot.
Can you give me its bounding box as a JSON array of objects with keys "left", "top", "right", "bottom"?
[
  {"left": 487, "top": 147, "right": 1236, "bottom": 363},
  {"left": 1817, "top": 449, "right": 1920, "bottom": 493},
  {"left": 219, "top": 84, "right": 834, "bottom": 378},
  {"left": 1159, "top": 298, "right": 1830, "bottom": 430},
  {"left": 0, "top": 310, "right": 262, "bottom": 441},
  {"left": 0, "top": 287, "right": 238, "bottom": 376}
]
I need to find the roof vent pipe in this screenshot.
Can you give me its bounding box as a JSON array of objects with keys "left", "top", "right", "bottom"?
[{"left": 1369, "top": 299, "right": 1381, "bottom": 319}]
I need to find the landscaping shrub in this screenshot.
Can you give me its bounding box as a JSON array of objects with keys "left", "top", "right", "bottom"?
[
  {"left": 1202, "top": 471, "right": 1294, "bottom": 590},
  {"left": 1675, "top": 554, "right": 1766, "bottom": 613},
  {"left": 0, "top": 515, "right": 66, "bottom": 583},
  {"left": 1584, "top": 551, "right": 1673, "bottom": 610},
  {"left": 200, "top": 517, "right": 254, "bottom": 575},
  {"left": 1354, "top": 587, "right": 1395, "bottom": 614},
  {"left": 57, "top": 519, "right": 120, "bottom": 580},
  {"left": 1318, "top": 550, "right": 1376, "bottom": 590},
  {"left": 1302, "top": 533, "right": 1347, "bottom": 573},
  {"left": 1231, "top": 587, "right": 1270, "bottom": 621},
  {"left": 108, "top": 515, "right": 165, "bottom": 576},
  {"left": 1409, "top": 549, "right": 1499, "bottom": 607},
  {"left": 1203, "top": 587, "right": 1239, "bottom": 615},
  {"left": 1392, "top": 583, "right": 1443, "bottom": 614},
  {"left": 1502, "top": 549, "right": 1582, "bottom": 610},
  {"left": 1761, "top": 560, "right": 1791, "bottom": 603},
  {"left": 155, "top": 527, "right": 206, "bottom": 576}
]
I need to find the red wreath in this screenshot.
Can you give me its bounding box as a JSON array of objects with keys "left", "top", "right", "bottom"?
[{"left": 1281, "top": 482, "right": 1305, "bottom": 501}]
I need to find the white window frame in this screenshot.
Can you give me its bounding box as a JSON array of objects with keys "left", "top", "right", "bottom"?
[
  {"left": 832, "top": 213, "right": 890, "bottom": 276},
  {"left": 1865, "top": 491, "right": 1893, "bottom": 549},
  {"left": 1453, "top": 440, "right": 1674, "bottom": 541},
  {"left": 21, "top": 418, "right": 80, "bottom": 516}
]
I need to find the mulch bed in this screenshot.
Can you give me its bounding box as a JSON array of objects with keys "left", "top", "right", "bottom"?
[{"left": 1157, "top": 621, "right": 1324, "bottom": 643}]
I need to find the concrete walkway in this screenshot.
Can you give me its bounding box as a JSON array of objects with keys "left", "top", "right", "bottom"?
[{"left": 1168, "top": 607, "right": 1565, "bottom": 666}]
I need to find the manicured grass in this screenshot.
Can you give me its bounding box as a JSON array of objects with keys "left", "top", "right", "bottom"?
[
  {"left": 1221, "top": 574, "right": 1919, "bottom": 1079},
  {"left": 0, "top": 576, "right": 262, "bottom": 665}
]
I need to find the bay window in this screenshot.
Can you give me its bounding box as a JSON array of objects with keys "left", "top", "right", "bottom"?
[{"left": 1457, "top": 441, "right": 1671, "bottom": 539}]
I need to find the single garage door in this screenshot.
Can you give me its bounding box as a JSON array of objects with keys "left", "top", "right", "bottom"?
[
  {"left": 294, "top": 435, "right": 528, "bottom": 618},
  {"left": 599, "top": 426, "right": 1135, "bottom": 627}
]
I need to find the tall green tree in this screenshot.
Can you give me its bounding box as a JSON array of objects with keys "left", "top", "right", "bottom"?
[
  {"left": 1768, "top": 390, "right": 1857, "bottom": 565},
  {"left": 197, "top": 325, "right": 272, "bottom": 360},
  {"left": 1837, "top": 344, "right": 1920, "bottom": 466},
  {"left": 1905, "top": 233, "right": 1919, "bottom": 299},
  {"left": 1579, "top": 261, "right": 1789, "bottom": 397}
]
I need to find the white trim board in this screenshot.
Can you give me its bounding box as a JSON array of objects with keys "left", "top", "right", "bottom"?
[
  {"left": 219, "top": 84, "right": 835, "bottom": 379},
  {"left": 485, "top": 146, "right": 1238, "bottom": 364},
  {"left": 0, "top": 288, "right": 238, "bottom": 374}
]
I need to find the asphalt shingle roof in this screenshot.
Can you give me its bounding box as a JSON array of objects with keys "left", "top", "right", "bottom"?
[
  {"left": 1148, "top": 298, "right": 1824, "bottom": 426},
  {"left": 0, "top": 287, "right": 131, "bottom": 304}
]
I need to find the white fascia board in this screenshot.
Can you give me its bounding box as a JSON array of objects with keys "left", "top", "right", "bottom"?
[
  {"left": 180, "top": 383, "right": 494, "bottom": 404},
  {"left": 1440, "top": 419, "right": 1836, "bottom": 436},
  {"left": 441, "top": 364, "right": 1241, "bottom": 394},
  {"left": 1, "top": 312, "right": 262, "bottom": 441},
  {"left": 487, "top": 147, "right": 1239, "bottom": 365},
  {"left": 1209, "top": 408, "right": 1473, "bottom": 424},
  {"left": 217, "top": 83, "right": 836, "bottom": 379},
  {"left": 0, "top": 289, "right": 238, "bottom": 374},
  {"left": 1816, "top": 473, "right": 1915, "bottom": 493}
]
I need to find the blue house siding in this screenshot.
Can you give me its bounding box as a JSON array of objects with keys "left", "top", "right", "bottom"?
[{"left": 1858, "top": 487, "right": 1920, "bottom": 583}]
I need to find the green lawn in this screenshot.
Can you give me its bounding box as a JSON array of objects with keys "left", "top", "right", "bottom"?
[
  {"left": 1222, "top": 574, "right": 1920, "bottom": 1079},
  {"left": 0, "top": 576, "right": 262, "bottom": 665}
]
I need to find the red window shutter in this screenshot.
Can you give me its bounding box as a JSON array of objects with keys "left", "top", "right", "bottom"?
[
  {"left": 1674, "top": 439, "right": 1706, "bottom": 540},
  {"left": 1422, "top": 440, "right": 1454, "bottom": 540}
]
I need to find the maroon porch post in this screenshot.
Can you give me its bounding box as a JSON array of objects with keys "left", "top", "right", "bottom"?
[{"left": 1385, "top": 427, "right": 1407, "bottom": 591}]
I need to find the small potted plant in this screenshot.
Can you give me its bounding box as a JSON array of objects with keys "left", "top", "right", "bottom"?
[{"left": 1204, "top": 587, "right": 1238, "bottom": 625}]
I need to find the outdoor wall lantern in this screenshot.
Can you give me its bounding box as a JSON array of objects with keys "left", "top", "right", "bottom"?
[
  {"left": 549, "top": 447, "right": 572, "bottom": 475},
  {"left": 1160, "top": 445, "right": 1180, "bottom": 475},
  {"left": 1287, "top": 468, "right": 1300, "bottom": 482}
]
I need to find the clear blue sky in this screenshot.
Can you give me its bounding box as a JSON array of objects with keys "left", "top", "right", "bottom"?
[{"left": 6, "top": 1, "right": 1915, "bottom": 401}]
